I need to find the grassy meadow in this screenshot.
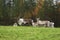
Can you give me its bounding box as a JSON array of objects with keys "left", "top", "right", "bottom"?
[{"left": 0, "top": 26, "right": 60, "bottom": 40}]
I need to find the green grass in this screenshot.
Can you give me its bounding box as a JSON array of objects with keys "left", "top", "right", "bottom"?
[{"left": 0, "top": 26, "right": 60, "bottom": 40}]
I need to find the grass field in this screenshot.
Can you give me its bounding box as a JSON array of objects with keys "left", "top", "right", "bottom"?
[{"left": 0, "top": 26, "right": 60, "bottom": 40}]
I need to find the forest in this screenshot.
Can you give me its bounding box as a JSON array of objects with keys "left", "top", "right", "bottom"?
[{"left": 0, "top": 0, "right": 60, "bottom": 27}]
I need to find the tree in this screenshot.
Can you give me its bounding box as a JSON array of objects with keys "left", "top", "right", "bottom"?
[
  {"left": 0, "top": 0, "right": 3, "bottom": 19},
  {"left": 0, "top": 0, "right": 17, "bottom": 25},
  {"left": 38, "top": 0, "right": 60, "bottom": 27},
  {"left": 39, "top": 0, "right": 54, "bottom": 20}
]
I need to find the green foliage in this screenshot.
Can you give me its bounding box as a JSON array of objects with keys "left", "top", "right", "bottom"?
[
  {"left": 24, "top": 0, "right": 37, "bottom": 10},
  {"left": 0, "top": 0, "right": 60, "bottom": 26},
  {"left": 0, "top": 26, "right": 60, "bottom": 40},
  {"left": 38, "top": 0, "right": 60, "bottom": 27},
  {"left": 0, "top": 0, "right": 21, "bottom": 25},
  {"left": 38, "top": 0, "right": 54, "bottom": 20},
  {"left": 0, "top": 0, "right": 3, "bottom": 18}
]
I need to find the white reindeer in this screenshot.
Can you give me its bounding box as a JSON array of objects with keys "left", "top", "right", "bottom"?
[
  {"left": 18, "top": 18, "right": 28, "bottom": 26},
  {"left": 13, "top": 23, "right": 18, "bottom": 27},
  {"left": 32, "top": 20, "right": 38, "bottom": 27},
  {"left": 38, "top": 21, "right": 54, "bottom": 28},
  {"left": 32, "top": 18, "right": 54, "bottom": 28},
  {"left": 18, "top": 18, "right": 24, "bottom": 25},
  {"left": 49, "top": 22, "right": 54, "bottom": 28}
]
